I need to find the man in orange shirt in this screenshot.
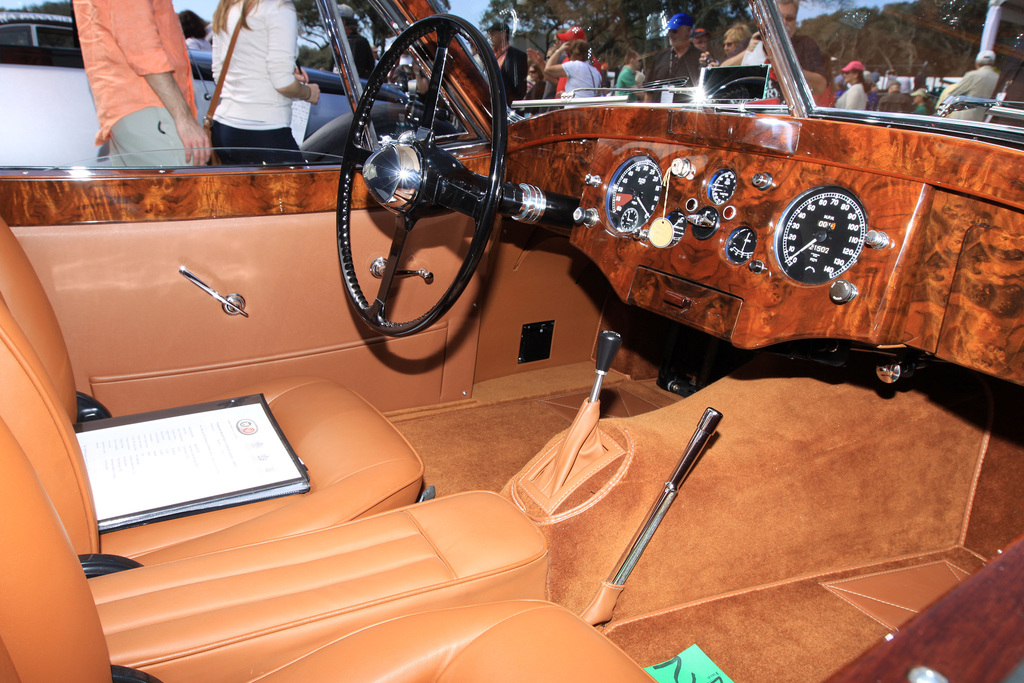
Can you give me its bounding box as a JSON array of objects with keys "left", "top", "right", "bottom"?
[{"left": 74, "top": 0, "right": 210, "bottom": 166}]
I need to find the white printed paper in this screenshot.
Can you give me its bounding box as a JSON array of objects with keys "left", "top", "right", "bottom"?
[{"left": 78, "top": 399, "right": 306, "bottom": 530}]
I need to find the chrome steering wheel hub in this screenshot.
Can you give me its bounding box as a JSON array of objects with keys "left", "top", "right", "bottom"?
[{"left": 362, "top": 132, "right": 423, "bottom": 211}]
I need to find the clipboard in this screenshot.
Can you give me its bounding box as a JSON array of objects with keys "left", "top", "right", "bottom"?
[{"left": 75, "top": 395, "right": 309, "bottom": 532}]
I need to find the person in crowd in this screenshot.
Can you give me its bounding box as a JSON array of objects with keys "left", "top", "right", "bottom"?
[
  {"left": 74, "top": 0, "right": 210, "bottom": 166},
  {"left": 553, "top": 26, "right": 586, "bottom": 96},
  {"left": 691, "top": 27, "right": 718, "bottom": 68},
  {"left": 646, "top": 12, "right": 702, "bottom": 101},
  {"left": 179, "top": 9, "right": 211, "bottom": 50},
  {"left": 723, "top": 0, "right": 827, "bottom": 102},
  {"left": 337, "top": 4, "right": 374, "bottom": 79},
  {"left": 526, "top": 64, "right": 547, "bottom": 99},
  {"left": 615, "top": 49, "right": 645, "bottom": 101},
  {"left": 836, "top": 60, "right": 867, "bottom": 109},
  {"left": 488, "top": 21, "right": 529, "bottom": 106},
  {"left": 209, "top": 0, "right": 320, "bottom": 165},
  {"left": 878, "top": 79, "right": 913, "bottom": 112},
  {"left": 545, "top": 39, "right": 603, "bottom": 105},
  {"left": 722, "top": 23, "right": 751, "bottom": 59},
  {"left": 864, "top": 71, "right": 880, "bottom": 110},
  {"left": 911, "top": 88, "right": 933, "bottom": 115},
  {"left": 940, "top": 50, "right": 1000, "bottom": 120}
]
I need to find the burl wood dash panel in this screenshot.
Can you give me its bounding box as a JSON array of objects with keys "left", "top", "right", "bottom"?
[
  {"left": 938, "top": 225, "right": 1024, "bottom": 383},
  {"left": 567, "top": 138, "right": 925, "bottom": 348}
]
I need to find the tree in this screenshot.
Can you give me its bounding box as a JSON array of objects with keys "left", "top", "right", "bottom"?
[
  {"left": 0, "top": 1, "right": 72, "bottom": 15},
  {"left": 481, "top": 0, "right": 750, "bottom": 68},
  {"left": 293, "top": 0, "right": 450, "bottom": 70}
]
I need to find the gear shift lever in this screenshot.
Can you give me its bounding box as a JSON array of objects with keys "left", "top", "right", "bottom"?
[
  {"left": 533, "top": 330, "right": 622, "bottom": 498},
  {"left": 590, "top": 330, "right": 623, "bottom": 403}
]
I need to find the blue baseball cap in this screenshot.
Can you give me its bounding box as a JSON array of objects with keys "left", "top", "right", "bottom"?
[{"left": 666, "top": 13, "right": 694, "bottom": 30}]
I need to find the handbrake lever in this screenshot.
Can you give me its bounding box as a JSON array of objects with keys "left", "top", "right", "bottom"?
[{"left": 580, "top": 406, "right": 723, "bottom": 625}]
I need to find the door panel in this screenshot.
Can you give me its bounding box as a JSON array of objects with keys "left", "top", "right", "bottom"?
[{"left": 14, "top": 209, "right": 481, "bottom": 415}]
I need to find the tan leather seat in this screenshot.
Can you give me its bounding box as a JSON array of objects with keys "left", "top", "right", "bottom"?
[
  {"left": 0, "top": 216, "right": 423, "bottom": 563},
  {"left": 0, "top": 415, "right": 639, "bottom": 683}
]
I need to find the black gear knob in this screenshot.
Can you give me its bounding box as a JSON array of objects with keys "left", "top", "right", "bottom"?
[
  {"left": 595, "top": 330, "right": 622, "bottom": 374},
  {"left": 589, "top": 331, "right": 622, "bottom": 402}
]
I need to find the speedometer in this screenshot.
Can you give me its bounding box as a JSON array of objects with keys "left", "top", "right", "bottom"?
[
  {"left": 606, "top": 156, "right": 663, "bottom": 234},
  {"left": 773, "top": 186, "right": 867, "bottom": 285}
]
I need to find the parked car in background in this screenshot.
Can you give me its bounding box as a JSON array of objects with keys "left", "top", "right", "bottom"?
[{"left": 0, "top": 11, "right": 406, "bottom": 166}]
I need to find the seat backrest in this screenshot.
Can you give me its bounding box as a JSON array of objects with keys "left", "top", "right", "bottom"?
[
  {"left": 0, "top": 216, "right": 98, "bottom": 553},
  {"left": 0, "top": 415, "right": 111, "bottom": 683},
  {"left": 0, "top": 216, "right": 77, "bottom": 419},
  {"left": 0, "top": 291, "right": 99, "bottom": 553}
]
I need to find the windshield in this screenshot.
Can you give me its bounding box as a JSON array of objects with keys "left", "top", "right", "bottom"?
[{"left": 430, "top": 0, "right": 1024, "bottom": 143}]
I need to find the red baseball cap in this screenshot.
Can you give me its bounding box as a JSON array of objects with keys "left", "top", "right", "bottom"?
[
  {"left": 841, "top": 60, "right": 865, "bottom": 72},
  {"left": 557, "top": 26, "right": 586, "bottom": 41}
]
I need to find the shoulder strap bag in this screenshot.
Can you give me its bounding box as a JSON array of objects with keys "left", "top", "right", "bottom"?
[{"left": 203, "top": 18, "right": 244, "bottom": 165}]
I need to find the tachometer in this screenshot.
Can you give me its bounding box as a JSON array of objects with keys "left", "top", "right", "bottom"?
[
  {"left": 606, "top": 156, "right": 663, "bottom": 234},
  {"left": 707, "top": 168, "right": 737, "bottom": 205},
  {"left": 773, "top": 186, "right": 867, "bottom": 285}
]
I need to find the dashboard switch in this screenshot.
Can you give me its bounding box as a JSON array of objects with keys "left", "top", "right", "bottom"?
[
  {"left": 585, "top": 174, "right": 602, "bottom": 187},
  {"left": 866, "top": 230, "right": 890, "bottom": 249},
  {"left": 829, "top": 279, "right": 859, "bottom": 304},
  {"left": 751, "top": 172, "right": 774, "bottom": 190},
  {"left": 573, "top": 207, "right": 599, "bottom": 227}
]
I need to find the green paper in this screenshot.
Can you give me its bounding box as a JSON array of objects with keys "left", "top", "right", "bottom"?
[{"left": 644, "top": 644, "right": 734, "bottom": 683}]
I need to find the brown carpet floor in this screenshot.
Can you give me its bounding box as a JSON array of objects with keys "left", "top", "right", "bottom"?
[
  {"left": 390, "top": 355, "right": 1024, "bottom": 682},
  {"left": 388, "top": 365, "right": 680, "bottom": 495}
]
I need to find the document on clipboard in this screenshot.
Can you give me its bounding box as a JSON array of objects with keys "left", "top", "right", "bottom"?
[{"left": 75, "top": 395, "right": 309, "bottom": 532}]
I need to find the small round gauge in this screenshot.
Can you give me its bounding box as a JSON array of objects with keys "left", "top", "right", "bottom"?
[
  {"left": 606, "top": 156, "right": 664, "bottom": 234},
  {"left": 648, "top": 210, "right": 688, "bottom": 248},
  {"left": 726, "top": 226, "right": 758, "bottom": 264},
  {"left": 773, "top": 185, "right": 867, "bottom": 285},
  {"left": 707, "top": 168, "right": 738, "bottom": 205},
  {"left": 688, "top": 206, "right": 720, "bottom": 240}
]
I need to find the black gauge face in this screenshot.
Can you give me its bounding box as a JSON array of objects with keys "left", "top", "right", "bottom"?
[
  {"left": 606, "top": 156, "right": 663, "bottom": 234},
  {"left": 726, "top": 226, "right": 758, "bottom": 264},
  {"left": 688, "top": 206, "right": 720, "bottom": 240},
  {"left": 707, "top": 168, "right": 738, "bottom": 205},
  {"left": 773, "top": 186, "right": 867, "bottom": 285},
  {"left": 648, "top": 210, "right": 688, "bottom": 248}
]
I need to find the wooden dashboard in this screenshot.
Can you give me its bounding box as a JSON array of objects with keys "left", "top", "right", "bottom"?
[{"left": 505, "top": 106, "right": 1024, "bottom": 386}]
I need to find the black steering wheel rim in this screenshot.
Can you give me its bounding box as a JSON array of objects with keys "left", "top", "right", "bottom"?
[{"left": 337, "top": 15, "right": 507, "bottom": 337}]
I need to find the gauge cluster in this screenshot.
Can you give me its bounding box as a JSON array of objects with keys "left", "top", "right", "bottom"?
[{"left": 572, "top": 143, "right": 907, "bottom": 338}]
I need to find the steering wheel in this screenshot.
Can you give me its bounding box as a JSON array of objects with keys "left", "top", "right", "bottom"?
[{"left": 337, "top": 15, "right": 507, "bottom": 337}]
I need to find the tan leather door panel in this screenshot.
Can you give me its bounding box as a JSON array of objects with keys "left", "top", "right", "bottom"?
[{"left": 14, "top": 209, "right": 481, "bottom": 415}]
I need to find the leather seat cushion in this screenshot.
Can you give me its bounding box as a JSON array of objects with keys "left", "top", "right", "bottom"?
[
  {"left": 99, "top": 376, "right": 425, "bottom": 564},
  {"left": 91, "top": 491, "right": 548, "bottom": 681},
  {"left": 258, "top": 601, "right": 653, "bottom": 682}
]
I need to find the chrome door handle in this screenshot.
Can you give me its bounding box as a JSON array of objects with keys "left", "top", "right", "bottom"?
[
  {"left": 369, "top": 256, "right": 433, "bottom": 284},
  {"left": 179, "top": 266, "right": 249, "bottom": 317}
]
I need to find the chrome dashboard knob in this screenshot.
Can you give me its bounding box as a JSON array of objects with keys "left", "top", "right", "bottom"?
[
  {"left": 829, "top": 279, "right": 858, "bottom": 304},
  {"left": 573, "top": 207, "right": 599, "bottom": 227}
]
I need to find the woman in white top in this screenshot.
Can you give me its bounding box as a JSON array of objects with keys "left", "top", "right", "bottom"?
[
  {"left": 835, "top": 60, "right": 868, "bottom": 110},
  {"left": 210, "top": 0, "right": 320, "bottom": 164},
  {"left": 545, "top": 40, "right": 603, "bottom": 105}
]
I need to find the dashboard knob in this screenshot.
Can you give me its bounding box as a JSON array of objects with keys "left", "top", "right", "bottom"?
[
  {"left": 866, "top": 230, "right": 890, "bottom": 249},
  {"left": 751, "top": 172, "right": 774, "bottom": 190},
  {"left": 573, "top": 207, "right": 599, "bottom": 227},
  {"left": 829, "top": 279, "right": 858, "bottom": 304},
  {"left": 877, "top": 361, "right": 915, "bottom": 384},
  {"left": 584, "top": 174, "right": 602, "bottom": 187}
]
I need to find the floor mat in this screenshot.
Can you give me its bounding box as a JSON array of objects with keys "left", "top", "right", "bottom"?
[
  {"left": 603, "top": 548, "right": 987, "bottom": 682},
  {"left": 390, "top": 369, "right": 679, "bottom": 496},
  {"left": 541, "top": 386, "right": 669, "bottom": 421}
]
